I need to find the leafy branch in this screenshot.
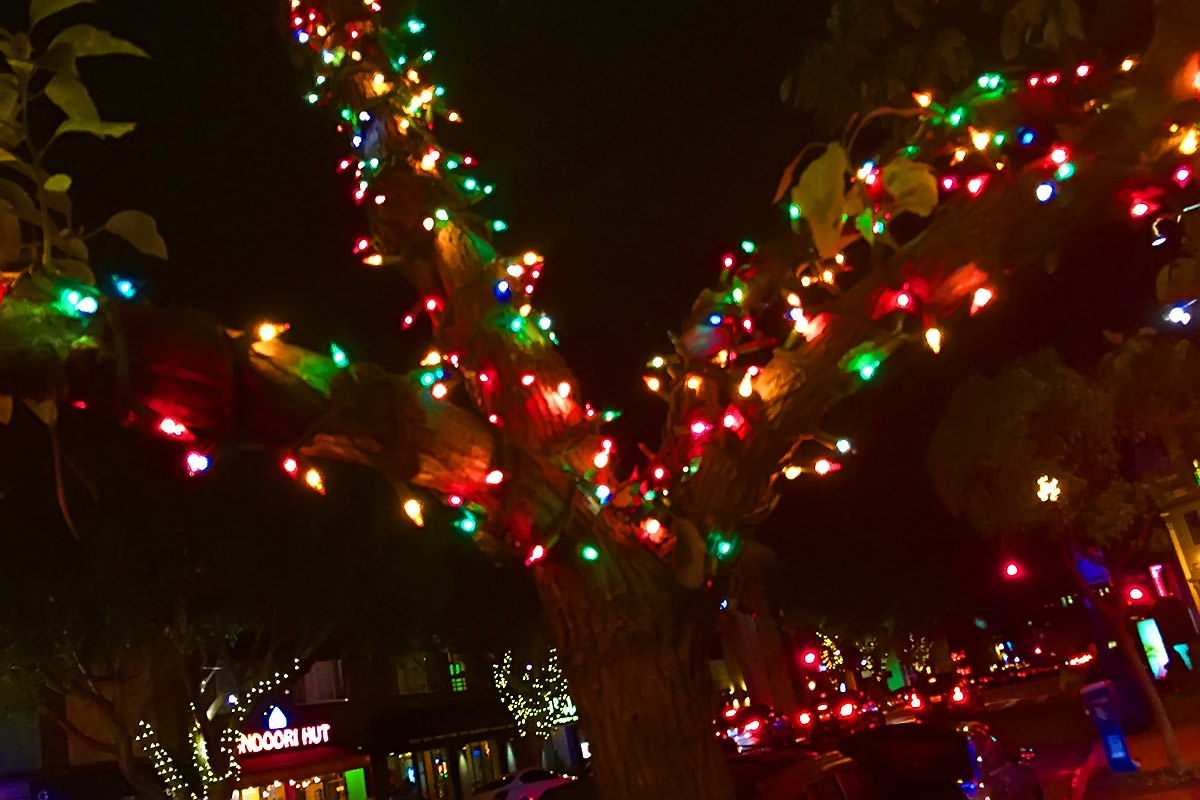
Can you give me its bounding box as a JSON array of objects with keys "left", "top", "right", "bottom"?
[{"left": 0, "top": 0, "right": 166, "bottom": 290}]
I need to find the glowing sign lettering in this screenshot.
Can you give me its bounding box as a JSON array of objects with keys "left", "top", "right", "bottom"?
[{"left": 237, "top": 723, "right": 331, "bottom": 754}]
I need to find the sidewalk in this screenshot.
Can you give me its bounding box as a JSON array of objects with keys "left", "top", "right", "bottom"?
[{"left": 1080, "top": 692, "right": 1200, "bottom": 799}]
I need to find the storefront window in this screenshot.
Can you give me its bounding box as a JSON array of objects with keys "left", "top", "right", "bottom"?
[
  {"left": 458, "top": 740, "right": 499, "bottom": 794},
  {"left": 236, "top": 772, "right": 346, "bottom": 800}
]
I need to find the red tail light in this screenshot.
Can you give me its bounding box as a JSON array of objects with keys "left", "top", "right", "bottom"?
[
  {"left": 838, "top": 702, "right": 856, "bottom": 717},
  {"left": 910, "top": 694, "right": 923, "bottom": 709},
  {"left": 952, "top": 686, "right": 966, "bottom": 703},
  {"left": 797, "top": 712, "right": 813, "bottom": 725}
]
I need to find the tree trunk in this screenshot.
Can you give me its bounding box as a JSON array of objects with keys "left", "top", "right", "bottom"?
[
  {"left": 1103, "top": 598, "right": 1189, "bottom": 776},
  {"left": 535, "top": 530, "right": 735, "bottom": 800},
  {"left": 1063, "top": 542, "right": 1189, "bottom": 776}
]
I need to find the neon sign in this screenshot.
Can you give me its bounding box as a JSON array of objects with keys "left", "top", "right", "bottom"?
[{"left": 237, "top": 722, "right": 331, "bottom": 754}]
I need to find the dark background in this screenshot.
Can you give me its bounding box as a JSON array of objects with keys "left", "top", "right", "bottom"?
[{"left": 1, "top": 0, "right": 1164, "bottom": 632}]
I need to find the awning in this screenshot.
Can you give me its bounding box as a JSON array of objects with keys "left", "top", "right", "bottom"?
[{"left": 238, "top": 745, "right": 369, "bottom": 787}]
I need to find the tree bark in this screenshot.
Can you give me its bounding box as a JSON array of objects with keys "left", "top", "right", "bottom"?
[
  {"left": 1063, "top": 541, "right": 1190, "bottom": 776},
  {"left": 535, "top": 518, "right": 734, "bottom": 800}
]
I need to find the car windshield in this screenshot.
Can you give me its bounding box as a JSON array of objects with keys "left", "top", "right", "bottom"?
[
  {"left": 474, "top": 774, "right": 516, "bottom": 791},
  {"left": 839, "top": 726, "right": 974, "bottom": 786}
]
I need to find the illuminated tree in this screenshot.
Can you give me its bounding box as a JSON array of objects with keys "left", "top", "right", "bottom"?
[
  {"left": 3, "top": 0, "right": 1200, "bottom": 797},
  {"left": 928, "top": 339, "right": 1200, "bottom": 773},
  {"left": 493, "top": 649, "right": 577, "bottom": 740}
]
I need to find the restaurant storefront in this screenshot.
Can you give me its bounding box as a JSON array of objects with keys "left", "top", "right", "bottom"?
[{"left": 234, "top": 707, "right": 370, "bottom": 800}]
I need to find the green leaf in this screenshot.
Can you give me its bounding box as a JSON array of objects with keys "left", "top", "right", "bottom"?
[
  {"left": 104, "top": 210, "right": 167, "bottom": 260},
  {"left": 855, "top": 210, "right": 876, "bottom": 245},
  {"left": 791, "top": 143, "right": 849, "bottom": 259},
  {"left": 53, "top": 257, "right": 92, "bottom": 284},
  {"left": 1157, "top": 258, "right": 1200, "bottom": 303},
  {"left": 43, "top": 173, "right": 71, "bottom": 193},
  {"left": 47, "top": 25, "right": 148, "bottom": 59},
  {"left": 53, "top": 230, "right": 87, "bottom": 262},
  {"left": 52, "top": 118, "right": 135, "bottom": 141},
  {"left": 882, "top": 157, "right": 938, "bottom": 217},
  {"left": 39, "top": 42, "right": 77, "bottom": 75},
  {"left": 0, "top": 178, "right": 35, "bottom": 214},
  {"left": 30, "top": 0, "right": 96, "bottom": 30},
  {"left": 45, "top": 73, "right": 97, "bottom": 121}
]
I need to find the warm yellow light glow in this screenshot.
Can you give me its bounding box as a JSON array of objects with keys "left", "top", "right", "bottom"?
[
  {"left": 304, "top": 468, "right": 325, "bottom": 494},
  {"left": 650, "top": 355, "right": 666, "bottom": 369},
  {"left": 1036, "top": 474, "right": 1061, "bottom": 503},
  {"left": 822, "top": 269, "right": 834, "bottom": 283},
  {"left": 834, "top": 253, "right": 845, "bottom": 265},
  {"left": 793, "top": 313, "right": 811, "bottom": 336},
  {"left": 786, "top": 292, "right": 801, "bottom": 306},
  {"left": 523, "top": 251, "right": 541, "bottom": 266},
  {"left": 801, "top": 276, "right": 813, "bottom": 287},
  {"left": 431, "top": 382, "right": 448, "bottom": 400},
  {"left": 447, "top": 111, "right": 462, "bottom": 122},
  {"left": 925, "top": 327, "right": 943, "bottom": 354},
  {"left": 738, "top": 372, "right": 754, "bottom": 398},
  {"left": 422, "top": 217, "right": 435, "bottom": 231},
  {"left": 257, "top": 322, "right": 287, "bottom": 342},
  {"left": 420, "top": 150, "right": 441, "bottom": 172},
  {"left": 783, "top": 466, "right": 803, "bottom": 480},
  {"left": 593, "top": 451, "right": 610, "bottom": 469},
  {"left": 557, "top": 381, "right": 571, "bottom": 398},
  {"left": 421, "top": 351, "right": 442, "bottom": 366},
  {"left": 685, "top": 375, "right": 702, "bottom": 391},
  {"left": 373, "top": 72, "right": 386, "bottom": 86},
  {"left": 315, "top": 25, "right": 327, "bottom": 36},
  {"left": 1120, "top": 58, "right": 1136, "bottom": 72},
  {"left": 518, "top": 304, "right": 532, "bottom": 317},
  {"left": 1181, "top": 128, "right": 1199, "bottom": 156},
  {"left": 364, "top": 254, "right": 383, "bottom": 267},
  {"left": 644, "top": 376, "right": 661, "bottom": 392},
  {"left": 913, "top": 91, "right": 932, "bottom": 108},
  {"left": 403, "top": 498, "right": 424, "bottom": 527},
  {"left": 971, "top": 128, "right": 991, "bottom": 150},
  {"left": 407, "top": 69, "right": 420, "bottom": 82}
]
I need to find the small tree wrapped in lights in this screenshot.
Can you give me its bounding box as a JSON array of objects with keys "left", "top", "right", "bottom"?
[{"left": 493, "top": 649, "right": 578, "bottom": 739}]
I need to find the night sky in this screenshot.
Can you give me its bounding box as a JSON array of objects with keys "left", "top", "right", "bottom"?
[{"left": 5, "top": 0, "right": 1163, "bottom": 632}]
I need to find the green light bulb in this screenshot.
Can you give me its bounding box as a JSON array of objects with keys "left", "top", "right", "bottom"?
[
  {"left": 331, "top": 343, "right": 349, "bottom": 368},
  {"left": 947, "top": 108, "right": 964, "bottom": 126},
  {"left": 789, "top": 204, "right": 801, "bottom": 220},
  {"left": 580, "top": 544, "right": 600, "bottom": 562},
  {"left": 602, "top": 410, "right": 620, "bottom": 422},
  {"left": 434, "top": 208, "right": 450, "bottom": 222},
  {"left": 422, "top": 50, "right": 435, "bottom": 62},
  {"left": 306, "top": 93, "right": 319, "bottom": 104},
  {"left": 464, "top": 178, "right": 478, "bottom": 191},
  {"left": 1055, "top": 162, "right": 1075, "bottom": 180},
  {"left": 445, "top": 160, "right": 459, "bottom": 170},
  {"left": 740, "top": 240, "right": 756, "bottom": 254},
  {"left": 538, "top": 316, "right": 552, "bottom": 331},
  {"left": 992, "top": 132, "right": 1006, "bottom": 146},
  {"left": 492, "top": 220, "right": 508, "bottom": 232},
  {"left": 510, "top": 317, "right": 523, "bottom": 333}
]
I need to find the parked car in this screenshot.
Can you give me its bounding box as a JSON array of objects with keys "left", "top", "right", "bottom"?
[
  {"left": 840, "top": 720, "right": 1042, "bottom": 800},
  {"left": 796, "top": 690, "right": 885, "bottom": 745},
  {"left": 468, "top": 769, "right": 574, "bottom": 800},
  {"left": 719, "top": 703, "right": 800, "bottom": 751},
  {"left": 904, "top": 673, "right": 985, "bottom": 717},
  {"left": 729, "top": 747, "right": 880, "bottom": 800}
]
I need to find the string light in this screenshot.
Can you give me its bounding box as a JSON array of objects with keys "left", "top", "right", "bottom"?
[
  {"left": 403, "top": 498, "right": 424, "bottom": 526},
  {"left": 925, "top": 327, "right": 943, "bottom": 354},
  {"left": 970, "top": 287, "right": 994, "bottom": 315},
  {"left": 485, "top": 469, "right": 505, "bottom": 485},
  {"left": 185, "top": 451, "right": 210, "bottom": 476},
  {"left": 304, "top": 468, "right": 326, "bottom": 494}
]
